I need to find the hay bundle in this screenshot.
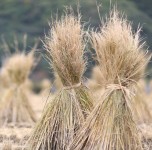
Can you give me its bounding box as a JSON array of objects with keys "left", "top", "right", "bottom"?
[
  {"left": 4, "top": 53, "right": 34, "bottom": 85},
  {"left": 29, "top": 13, "right": 93, "bottom": 150},
  {"left": 0, "top": 52, "right": 36, "bottom": 126},
  {"left": 39, "top": 79, "right": 52, "bottom": 96},
  {"left": 0, "top": 68, "right": 10, "bottom": 90},
  {"left": 88, "top": 66, "right": 105, "bottom": 103},
  {"left": 133, "top": 80, "right": 152, "bottom": 124},
  {"left": 70, "top": 10, "right": 149, "bottom": 150},
  {"left": 88, "top": 66, "right": 103, "bottom": 91}
]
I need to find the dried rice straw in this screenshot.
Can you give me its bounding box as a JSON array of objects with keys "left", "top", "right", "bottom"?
[
  {"left": 70, "top": 10, "right": 150, "bottom": 150},
  {"left": 133, "top": 80, "right": 152, "bottom": 124},
  {"left": 29, "top": 12, "right": 93, "bottom": 150},
  {"left": 0, "top": 45, "right": 37, "bottom": 126}
]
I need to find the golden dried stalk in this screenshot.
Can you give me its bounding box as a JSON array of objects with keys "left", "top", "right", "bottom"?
[
  {"left": 0, "top": 85, "right": 36, "bottom": 126},
  {"left": 3, "top": 52, "right": 34, "bottom": 85},
  {"left": 133, "top": 82, "right": 152, "bottom": 124},
  {"left": 70, "top": 10, "right": 149, "bottom": 150},
  {"left": 29, "top": 12, "right": 93, "bottom": 150},
  {"left": 0, "top": 51, "right": 36, "bottom": 126}
]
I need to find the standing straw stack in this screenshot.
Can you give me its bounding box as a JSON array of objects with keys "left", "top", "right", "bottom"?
[
  {"left": 70, "top": 10, "right": 150, "bottom": 150},
  {"left": 88, "top": 66, "right": 105, "bottom": 103},
  {"left": 88, "top": 66, "right": 103, "bottom": 91},
  {"left": 133, "top": 83, "right": 152, "bottom": 124},
  {"left": 29, "top": 13, "right": 93, "bottom": 150},
  {"left": 0, "top": 52, "right": 36, "bottom": 126}
]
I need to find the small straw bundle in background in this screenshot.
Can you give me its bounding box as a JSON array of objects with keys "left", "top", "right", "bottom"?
[
  {"left": 70, "top": 10, "right": 150, "bottom": 150},
  {"left": 29, "top": 12, "right": 93, "bottom": 150},
  {"left": 88, "top": 66, "right": 105, "bottom": 103},
  {"left": 133, "top": 80, "right": 152, "bottom": 124},
  {"left": 0, "top": 47, "right": 37, "bottom": 127},
  {"left": 39, "top": 79, "right": 52, "bottom": 96},
  {"left": 88, "top": 66, "right": 103, "bottom": 91},
  {"left": 0, "top": 68, "right": 10, "bottom": 90}
]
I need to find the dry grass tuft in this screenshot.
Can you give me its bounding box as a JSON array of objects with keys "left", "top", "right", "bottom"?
[
  {"left": 3, "top": 52, "right": 34, "bottom": 85},
  {"left": 87, "top": 66, "right": 105, "bottom": 104},
  {"left": 133, "top": 81, "right": 152, "bottom": 124},
  {"left": 70, "top": 10, "right": 150, "bottom": 150},
  {"left": 0, "top": 68, "right": 10, "bottom": 90},
  {"left": 0, "top": 49, "right": 36, "bottom": 126},
  {"left": 92, "top": 12, "right": 148, "bottom": 87},
  {"left": 88, "top": 66, "right": 103, "bottom": 91},
  {"left": 0, "top": 84, "right": 36, "bottom": 126},
  {"left": 45, "top": 13, "right": 86, "bottom": 86},
  {"left": 29, "top": 12, "right": 93, "bottom": 150}
]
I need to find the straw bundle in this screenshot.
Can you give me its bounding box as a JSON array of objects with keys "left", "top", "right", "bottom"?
[
  {"left": 0, "top": 52, "right": 36, "bottom": 126},
  {"left": 88, "top": 66, "right": 103, "bottom": 91},
  {"left": 133, "top": 80, "right": 152, "bottom": 124},
  {"left": 70, "top": 10, "right": 149, "bottom": 150},
  {"left": 4, "top": 53, "right": 34, "bottom": 85},
  {"left": 29, "top": 13, "right": 93, "bottom": 150},
  {"left": 39, "top": 79, "right": 52, "bottom": 95},
  {"left": 88, "top": 66, "right": 105, "bottom": 103},
  {"left": 0, "top": 68, "right": 10, "bottom": 89},
  {"left": 0, "top": 68, "right": 10, "bottom": 101}
]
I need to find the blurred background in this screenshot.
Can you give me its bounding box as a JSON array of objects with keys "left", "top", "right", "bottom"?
[{"left": 0, "top": 0, "right": 152, "bottom": 82}]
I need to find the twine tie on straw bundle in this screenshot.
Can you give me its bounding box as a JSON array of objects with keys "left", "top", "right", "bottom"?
[
  {"left": 106, "top": 84, "right": 135, "bottom": 96},
  {"left": 63, "top": 82, "right": 82, "bottom": 90}
]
